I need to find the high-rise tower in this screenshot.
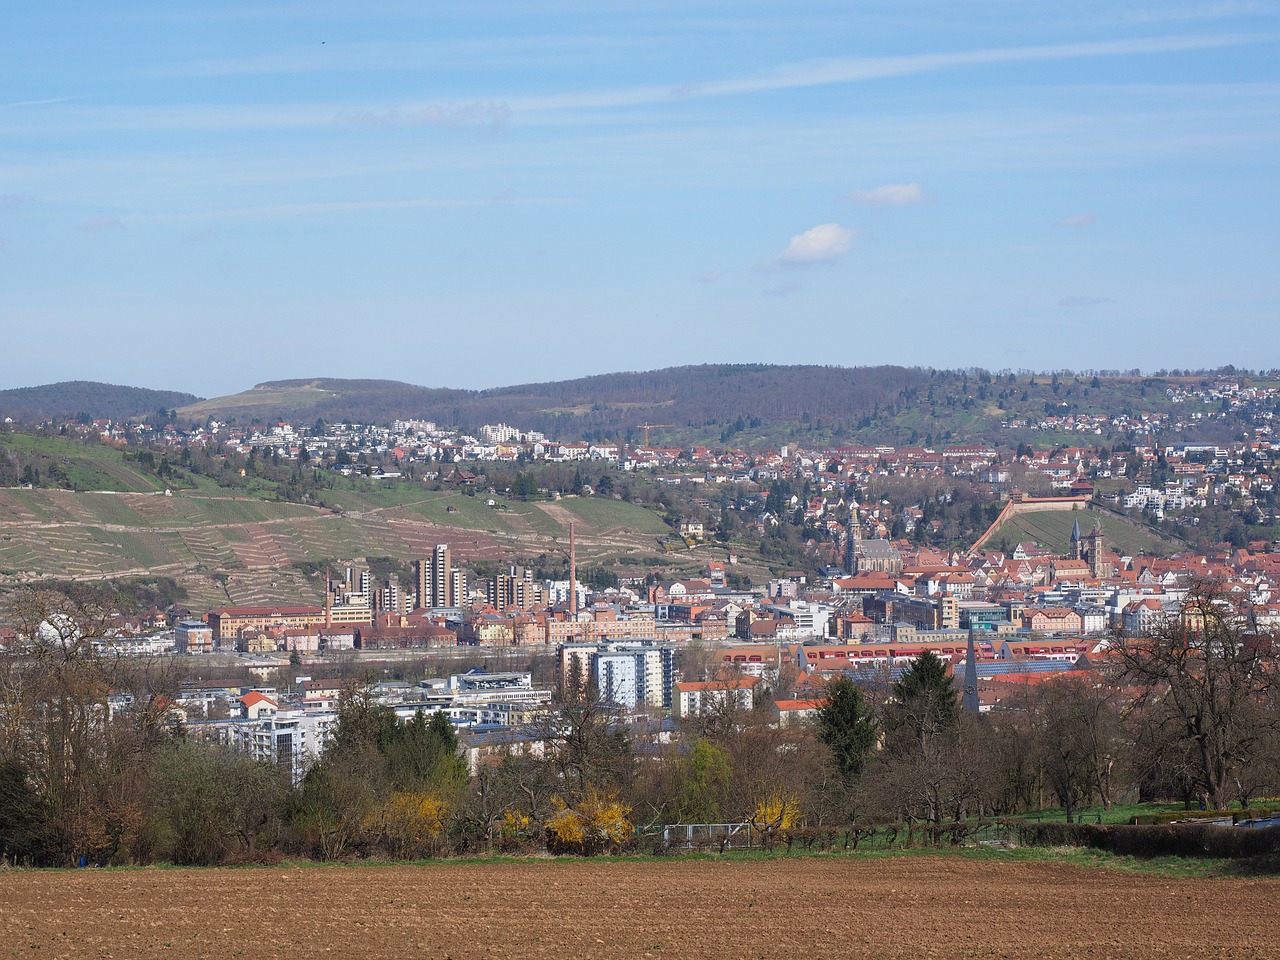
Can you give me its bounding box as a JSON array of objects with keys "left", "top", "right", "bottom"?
[{"left": 416, "top": 544, "right": 459, "bottom": 609}]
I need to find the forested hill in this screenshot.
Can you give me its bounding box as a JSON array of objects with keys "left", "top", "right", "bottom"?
[
  {"left": 0, "top": 382, "right": 201, "bottom": 424},
  {"left": 175, "top": 365, "right": 929, "bottom": 438},
  {"left": 9, "top": 365, "right": 1265, "bottom": 447}
]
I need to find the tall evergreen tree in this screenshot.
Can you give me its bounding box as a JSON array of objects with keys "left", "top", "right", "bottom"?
[{"left": 816, "top": 677, "right": 877, "bottom": 785}]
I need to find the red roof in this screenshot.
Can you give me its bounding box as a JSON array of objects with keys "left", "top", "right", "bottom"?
[
  {"left": 675, "top": 677, "right": 762, "bottom": 693},
  {"left": 775, "top": 698, "right": 824, "bottom": 711}
]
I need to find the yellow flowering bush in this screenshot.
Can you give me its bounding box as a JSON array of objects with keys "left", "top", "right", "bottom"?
[{"left": 545, "top": 788, "right": 635, "bottom": 855}]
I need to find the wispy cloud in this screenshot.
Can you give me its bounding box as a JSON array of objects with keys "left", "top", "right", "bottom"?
[
  {"left": 0, "top": 96, "right": 78, "bottom": 109},
  {"left": 142, "top": 196, "right": 564, "bottom": 223},
  {"left": 1059, "top": 294, "right": 1112, "bottom": 307},
  {"left": 773, "top": 223, "right": 854, "bottom": 266},
  {"left": 80, "top": 215, "right": 123, "bottom": 233},
  {"left": 480, "top": 33, "right": 1270, "bottom": 120},
  {"left": 337, "top": 101, "right": 511, "bottom": 130},
  {"left": 1114, "top": 2, "right": 1267, "bottom": 26},
  {"left": 0, "top": 33, "right": 1266, "bottom": 142},
  {"left": 847, "top": 182, "right": 927, "bottom": 206},
  {"left": 764, "top": 279, "right": 803, "bottom": 297},
  {"left": 642, "top": 33, "right": 1267, "bottom": 106},
  {"left": 140, "top": 35, "right": 641, "bottom": 79},
  {"left": 691, "top": 269, "right": 723, "bottom": 283},
  {"left": 1058, "top": 212, "right": 1097, "bottom": 227},
  {"left": 0, "top": 195, "right": 29, "bottom": 211}
]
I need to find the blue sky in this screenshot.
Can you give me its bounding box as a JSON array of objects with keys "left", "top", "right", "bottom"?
[{"left": 2, "top": 1, "right": 1277, "bottom": 397}]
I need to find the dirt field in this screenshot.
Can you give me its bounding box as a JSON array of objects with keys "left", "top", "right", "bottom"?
[{"left": 2, "top": 855, "right": 1277, "bottom": 959}]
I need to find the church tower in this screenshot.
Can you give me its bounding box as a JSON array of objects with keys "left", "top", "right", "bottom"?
[
  {"left": 1086, "top": 521, "right": 1106, "bottom": 579},
  {"left": 844, "top": 513, "right": 863, "bottom": 574}
]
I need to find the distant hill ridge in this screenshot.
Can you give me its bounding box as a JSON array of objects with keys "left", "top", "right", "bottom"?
[
  {"left": 5, "top": 364, "right": 1261, "bottom": 447},
  {"left": 176, "top": 365, "right": 929, "bottom": 436},
  {"left": 0, "top": 381, "right": 201, "bottom": 424}
]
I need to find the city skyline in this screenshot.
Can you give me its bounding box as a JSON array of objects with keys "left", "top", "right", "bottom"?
[{"left": 3, "top": 1, "right": 1278, "bottom": 397}]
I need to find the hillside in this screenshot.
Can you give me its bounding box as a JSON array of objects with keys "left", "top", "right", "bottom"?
[
  {"left": 171, "top": 366, "right": 1265, "bottom": 448},
  {"left": 176, "top": 366, "right": 930, "bottom": 438},
  {"left": 0, "top": 432, "right": 169, "bottom": 492},
  {"left": 0, "top": 381, "right": 200, "bottom": 424},
  {"left": 0, "top": 484, "right": 712, "bottom": 611},
  {"left": 979, "top": 503, "right": 1183, "bottom": 558},
  {"left": 3, "top": 366, "right": 1261, "bottom": 449}
]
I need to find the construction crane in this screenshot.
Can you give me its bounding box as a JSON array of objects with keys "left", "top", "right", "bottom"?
[{"left": 637, "top": 422, "right": 674, "bottom": 447}]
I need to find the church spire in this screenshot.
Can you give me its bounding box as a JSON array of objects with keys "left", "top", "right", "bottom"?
[{"left": 962, "top": 631, "right": 980, "bottom": 714}]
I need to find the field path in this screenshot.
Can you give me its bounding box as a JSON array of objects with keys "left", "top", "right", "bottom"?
[{"left": 2, "top": 856, "right": 1277, "bottom": 959}]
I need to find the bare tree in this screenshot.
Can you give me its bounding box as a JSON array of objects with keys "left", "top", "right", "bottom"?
[
  {"left": 1112, "top": 580, "right": 1280, "bottom": 809},
  {"left": 0, "top": 585, "right": 169, "bottom": 864},
  {"left": 1008, "top": 677, "right": 1127, "bottom": 822}
]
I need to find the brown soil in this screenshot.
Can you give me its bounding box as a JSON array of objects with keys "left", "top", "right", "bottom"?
[{"left": 2, "top": 856, "right": 1276, "bottom": 959}]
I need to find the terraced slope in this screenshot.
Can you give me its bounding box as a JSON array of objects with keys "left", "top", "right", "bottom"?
[{"left": 0, "top": 485, "right": 678, "bottom": 609}]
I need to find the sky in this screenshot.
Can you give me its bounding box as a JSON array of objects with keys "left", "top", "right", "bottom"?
[{"left": 2, "top": 1, "right": 1278, "bottom": 398}]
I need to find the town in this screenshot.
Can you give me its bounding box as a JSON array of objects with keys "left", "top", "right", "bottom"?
[{"left": 2, "top": 369, "right": 1280, "bottom": 868}]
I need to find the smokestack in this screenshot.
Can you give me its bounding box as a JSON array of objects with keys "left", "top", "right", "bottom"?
[
  {"left": 569, "top": 521, "right": 578, "bottom": 620},
  {"left": 325, "top": 567, "right": 332, "bottom": 631}
]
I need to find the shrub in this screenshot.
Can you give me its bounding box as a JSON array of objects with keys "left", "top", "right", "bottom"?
[
  {"left": 361, "top": 791, "right": 450, "bottom": 859},
  {"left": 1014, "top": 820, "right": 1280, "bottom": 859},
  {"left": 1131, "top": 810, "right": 1274, "bottom": 826},
  {"left": 545, "top": 788, "right": 635, "bottom": 856}
]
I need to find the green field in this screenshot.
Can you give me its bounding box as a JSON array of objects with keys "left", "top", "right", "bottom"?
[
  {"left": 550, "top": 495, "right": 671, "bottom": 536},
  {"left": 984, "top": 504, "right": 1179, "bottom": 557},
  {"left": 0, "top": 433, "right": 164, "bottom": 493},
  {"left": 177, "top": 382, "right": 337, "bottom": 419}
]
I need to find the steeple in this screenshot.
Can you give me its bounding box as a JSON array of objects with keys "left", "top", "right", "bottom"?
[
  {"left": 1071, "top": 517, "right": 1082, "bottom": 560},
  {"left": 962, "top": 631, "right": 980, "bottom": 714}
]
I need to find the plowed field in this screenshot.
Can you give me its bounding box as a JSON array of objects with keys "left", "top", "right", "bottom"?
[{"left": 2, "top": 856, "right": 1277, "bottom": 959}]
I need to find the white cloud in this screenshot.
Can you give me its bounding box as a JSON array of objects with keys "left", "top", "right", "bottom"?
[
  {"left": 1058, "top": 212, "right": 1097, "bottom": 227},
  {"left": 774, "top": 223, "right": 854, "bottom": 266},
  {"left": 847, "top": 182, "right": 926, "bottom": 206}
]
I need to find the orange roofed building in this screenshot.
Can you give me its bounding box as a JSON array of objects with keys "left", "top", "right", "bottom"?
[{"left": 675, "top": 676, "right": 762, "bottom": 718}]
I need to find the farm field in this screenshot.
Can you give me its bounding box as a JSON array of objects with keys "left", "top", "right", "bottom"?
[{"left": 2, "top": 856, "right": 1277, "bottom": 960}]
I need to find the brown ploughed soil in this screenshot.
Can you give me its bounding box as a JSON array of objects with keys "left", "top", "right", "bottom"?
[{"left": 1, "top": 855, "right": 1277, "bottom": 959}]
